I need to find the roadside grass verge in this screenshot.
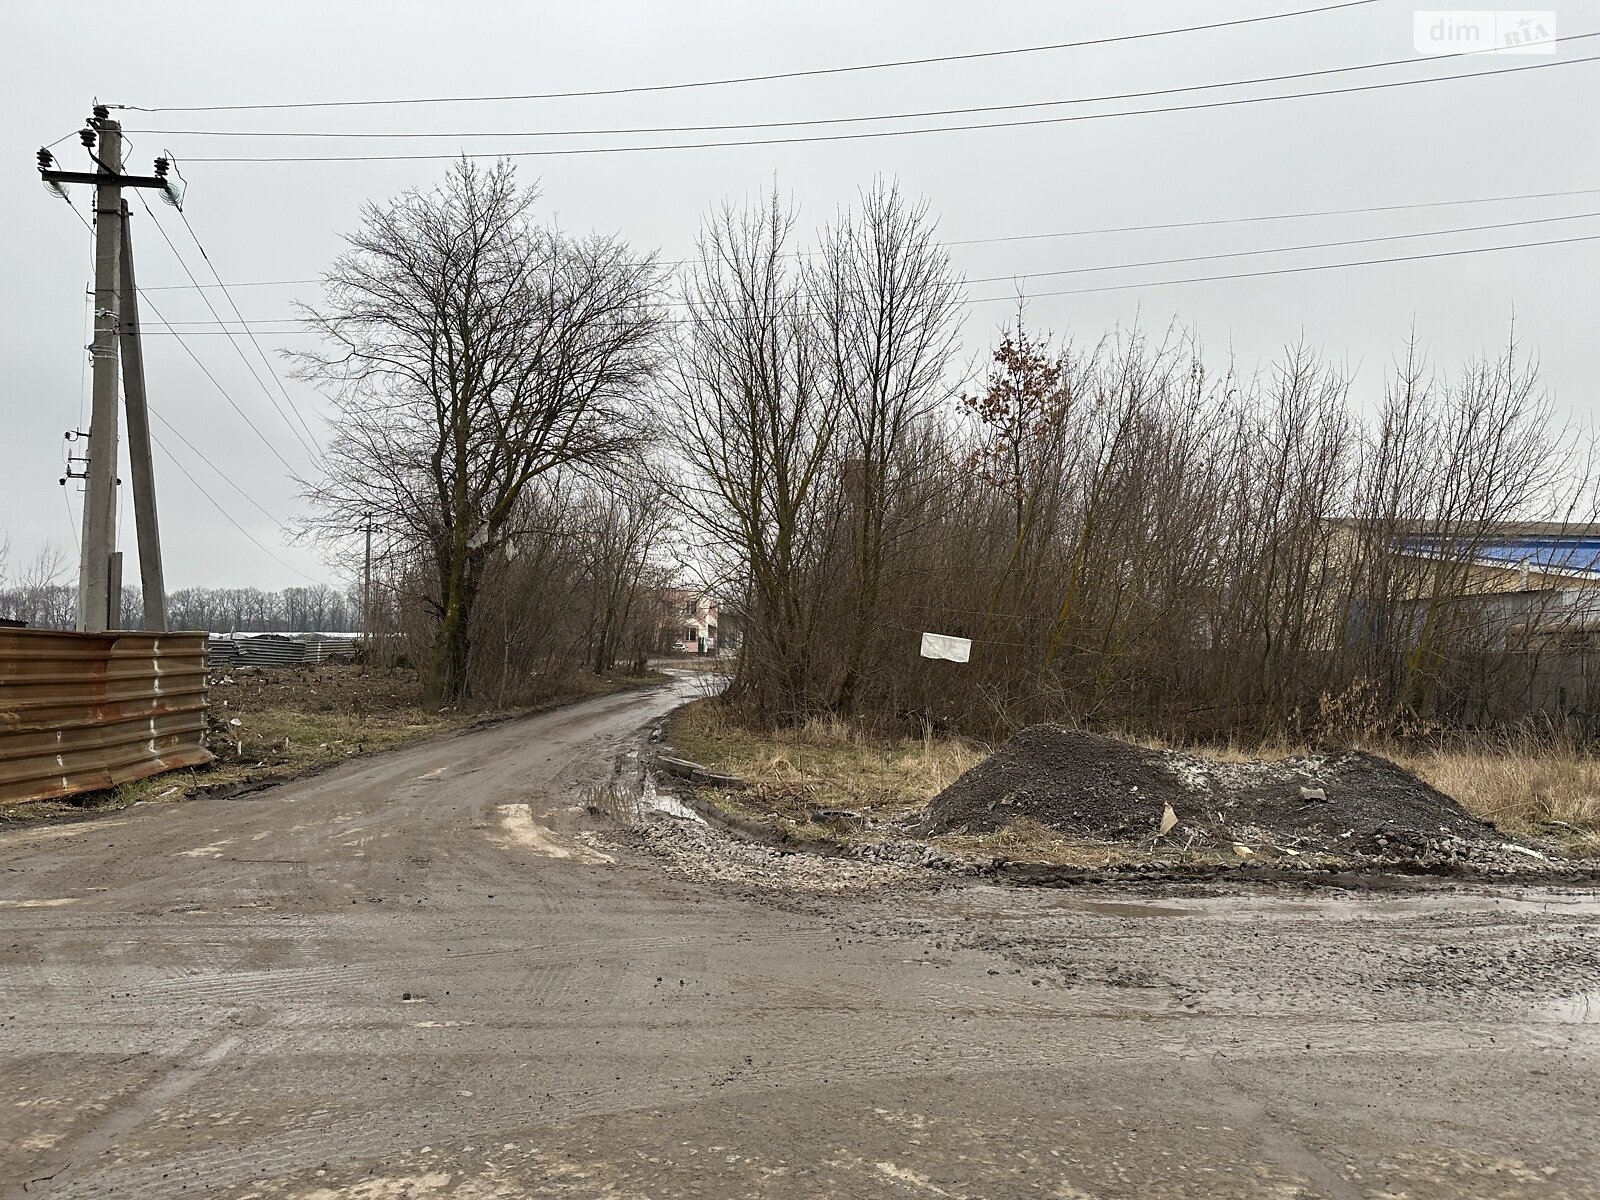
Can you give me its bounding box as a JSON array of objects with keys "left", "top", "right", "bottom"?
[
  {"left": 126, "top": 704, "right": 460, "bottom": 805},
  {"left": 1387, "top": 738, "right": 1600, "bottom": 856},
  {"left": 668, "top": 698, "right": 984, "bottom": 826},
  {"left": 664, "top": 700, "right": 1600, "bottom": 860}
]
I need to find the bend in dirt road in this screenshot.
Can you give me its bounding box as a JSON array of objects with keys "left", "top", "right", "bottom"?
[{"left": 1, "top": 678, "right": 1597, "bottom": 1198}]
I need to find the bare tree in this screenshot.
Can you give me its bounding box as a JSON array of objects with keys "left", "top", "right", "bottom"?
[
  {"left": 298, "top": 159, "right": 666, "bottom": 705},
  {"left": 0, "top": 543, "right": 74, "bottom": 628},
  {"left": 812, "top": 180, "right": 964, "bottom": 714},
  {"left": 1388, "top": 332, "right": 1566, "bottom": 712},
  {"left": 665, "top": 191, "right": 840, "bottom": 722},
  {"left": 582, "top": 477, "right": 673, "bottom": 675}
]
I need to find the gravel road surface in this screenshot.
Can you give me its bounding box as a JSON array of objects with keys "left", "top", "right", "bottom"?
[{"left": 2, "top": 679, "right": 1597, "bottom": 1199}]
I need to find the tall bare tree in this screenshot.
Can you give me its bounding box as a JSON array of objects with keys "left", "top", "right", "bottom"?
[
  {"left": 299, "top": 159, "right": 665, "bottom": 705},
  {"left": 582, "top": 478, "right": 673, "bottom": 675},
  {"left": 813, "top": 180, "right": 964, "bottom": 714},
  {"left": 666, "top": 191, "right": 840, "bottom": 722}
]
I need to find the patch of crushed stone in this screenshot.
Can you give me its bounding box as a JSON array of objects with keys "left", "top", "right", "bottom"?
[
  {"left": 921, "top": 725, "right": 1544, "bottom": 870},
  {"left": 595, "top": 807, "right": 933, "bottom": 894}
]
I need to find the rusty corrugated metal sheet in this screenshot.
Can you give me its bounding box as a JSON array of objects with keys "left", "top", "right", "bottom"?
[{"left": 0, "top": 628, "right": 213, "bottom": 807}]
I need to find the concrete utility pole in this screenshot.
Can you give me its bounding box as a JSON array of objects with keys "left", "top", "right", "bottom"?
[
  {"left": 39, "top": 105, "right": 183, "bottom": 632},
  {"left": 363, "top": 513, "right": 374, "bottom": 649},
  {"left": 116, "top": 201, "right": 168, "bottom": 631},
  {"left": 78, "top": 112, "right": 124, "bottom": 633}
]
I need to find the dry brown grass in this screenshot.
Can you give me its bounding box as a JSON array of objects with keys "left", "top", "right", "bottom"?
[
  {"left": 669, "top": 699, "right": 984, "bottom": 819},
  {"left": 930, "top": 818, "right": 1246, "bottom": 868},
  {"left": 1388, "top": 739, "right": 1600, "bottom": 854}
]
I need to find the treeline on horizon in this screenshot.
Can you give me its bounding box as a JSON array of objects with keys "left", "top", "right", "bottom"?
[{"left": 0, "top": 574, "right": 361, "bottom": 635}]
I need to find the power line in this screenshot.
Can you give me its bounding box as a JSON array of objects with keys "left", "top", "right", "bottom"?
[
  {"left": 1002, "top": 230, "right": 1600, "bottom": 300},
  {"left": 129, "top": 37, "right": 1583, "bottom": 141},
  {"left": 944, "top": 186, "right": 1600, "bottom": 248},
  {"left": 173, "top": 205, "right": 324, "bottom": 450},
  {"left": 133, "top": 193, "right": 322, "bottom": 463},
  {"left": 126, "top": 185, "right": 1600, "bottom": 295},
  {"left": 965, "top": 208, "right": 1600, "bottom": 285},
  {"left": 146, "top": 407, "right": 288, "bottom": 527},
  {"left": 170, "top": 54, "right": 1600, "bottom": 163},
  {"left": 133, "top": 288, "right": 307, "bottom": 473},
  {"left": 122, "top": 209, "right": 1600, "bottom": 329},
  {"left": 116, "top": 229, "right": 1600, "bottom": 326},
  {"left": 49, "top": 192, "right": 323, "bottom": 585},
  {"left": 52, "top": 194, "right": 311, "bottom": 477},
  {"left": 139, "top": 278, "right": 321, "bottom": 291},
  {"left": 149, "top": 428, "right": 326, "bottom": 584},
  {"left": 119, "top": 1, "right": 1382, "bottom": 112},
  {"left": 62, "top": 487, "right": 80, "bottom": 552}
]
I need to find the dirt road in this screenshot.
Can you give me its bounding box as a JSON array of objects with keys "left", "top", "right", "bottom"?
[{"left": 2, "top": 679, "right": 1597, "bottom": 1199}]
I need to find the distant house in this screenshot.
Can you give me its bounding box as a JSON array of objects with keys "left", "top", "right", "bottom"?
[
  {"left": 657, "top": 588, "right": 718, "bottom": 655},
  {"left": 1404, "top": 525, "right": 1600, "bottom": 650}
]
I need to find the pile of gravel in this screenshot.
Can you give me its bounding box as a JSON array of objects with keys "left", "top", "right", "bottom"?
[{"left": 920, "top": 725, "right": 1502, "bottom": 862}]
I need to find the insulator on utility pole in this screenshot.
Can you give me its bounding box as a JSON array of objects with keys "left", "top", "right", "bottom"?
[{"left": 38, "top": 148, "right": 69, "bottom": 201}]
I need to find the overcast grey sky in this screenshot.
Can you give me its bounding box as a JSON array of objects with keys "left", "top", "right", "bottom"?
[{"left": 2, "top": 1, "right": 1595, "bottom": 592}]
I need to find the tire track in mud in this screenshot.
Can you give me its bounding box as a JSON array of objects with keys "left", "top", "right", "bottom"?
[
  {"left": 104, "top": 926, "right": 841, "bottom": 1007},
  {"left": 7, "top": 1028, "right": 254, "bottom": 1200},
  {"left": 43, "top": 1012, "right": 1581, "bottom": 1200}
]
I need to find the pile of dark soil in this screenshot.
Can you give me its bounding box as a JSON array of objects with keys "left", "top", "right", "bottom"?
[{"left": 921, "top": 725, "right": 1512, "bottom": 866}]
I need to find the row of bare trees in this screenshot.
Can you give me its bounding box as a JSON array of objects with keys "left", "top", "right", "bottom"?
[
  {"left": 357, "top": 474, "right": 676, "bottom": 707},
  {"left": 665, "top": 188, "right": 1587, "bottom": 739},
  {"left": 294, "top": 159, "right": 1589, "bottom": 734},
  {"left": 664, "top": 185, "right": 965, "bottom": 722}
]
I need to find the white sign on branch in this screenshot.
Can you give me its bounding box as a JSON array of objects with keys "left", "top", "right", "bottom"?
[{"left": 919, "top": 632, "right": 972, "bottom": 663}]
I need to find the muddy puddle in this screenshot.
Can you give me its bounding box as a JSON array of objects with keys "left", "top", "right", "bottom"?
[
  {"left": 1065, "top": 900, "right": 1197, "bottom": 919},
  {"left": 1540, "top": 991, "right": 1600, "bottom": 1024},
  {"left": 935, "top": 884, "right": 1600, "bottom": 927},
  {"left": 640, "top": 774, "right": 704, "bottom": 824}
]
